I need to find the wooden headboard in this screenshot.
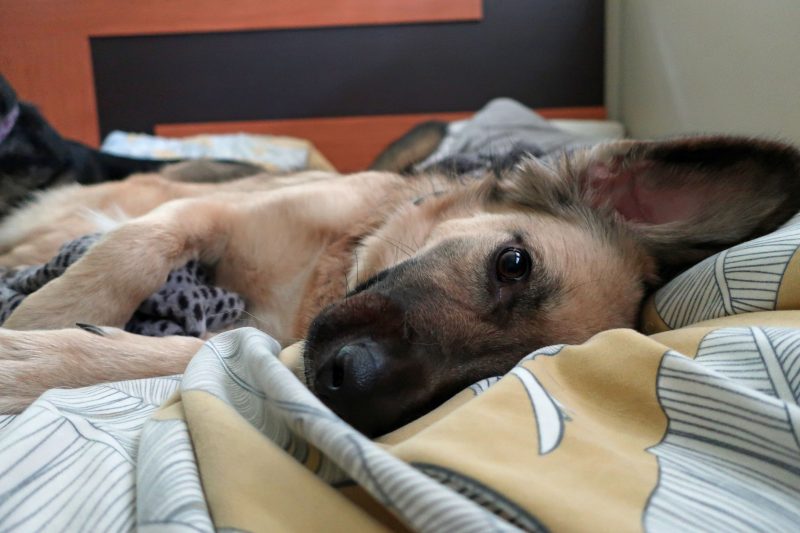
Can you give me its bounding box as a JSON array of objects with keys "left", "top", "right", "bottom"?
[{"left": 0, "top": 0, "right": 606, "bottom": 171}]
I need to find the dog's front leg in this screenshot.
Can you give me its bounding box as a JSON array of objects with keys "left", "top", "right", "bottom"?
[
  {"left": 3, "top": 198, "right": 233, "bottom": 330},
  {"left": 0, "top": 326, "right": 204, "bottom": 413}
]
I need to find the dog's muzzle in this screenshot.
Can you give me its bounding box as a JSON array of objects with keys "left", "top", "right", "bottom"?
[{"left": 304, "top": 292, "right": 433, "bottom": 437}]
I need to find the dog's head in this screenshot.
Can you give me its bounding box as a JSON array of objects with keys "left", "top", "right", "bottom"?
[{"left": 305, "top": 136, "right": 800, "bottom": 436}]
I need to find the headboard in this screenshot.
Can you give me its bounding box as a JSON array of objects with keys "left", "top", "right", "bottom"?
[{"left": 0, "top": 0, "right": 606, "bottom": 171}]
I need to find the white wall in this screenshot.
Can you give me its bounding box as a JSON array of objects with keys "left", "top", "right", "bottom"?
[{"left": 607, "top": 0, "right": 800, "bottom": 144}]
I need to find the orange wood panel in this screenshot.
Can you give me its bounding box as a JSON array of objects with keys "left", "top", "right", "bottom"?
[
  {"left": 0, "top": 0, "right": 482, "bottom": 38},
  {"left": 155, "top": 107, "right": 608, "bottom": 172},
  {"left": 0, "top": 0, "right": 482, "bottom": 146}
]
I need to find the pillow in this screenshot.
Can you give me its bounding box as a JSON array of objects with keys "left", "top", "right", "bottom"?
[{"left": 642, "top": 210, "right": 800, "bottom": 333}]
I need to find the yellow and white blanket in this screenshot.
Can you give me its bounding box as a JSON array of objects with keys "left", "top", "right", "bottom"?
[{"left": 1, "top": 213, "right": 800, "bottom": 531}]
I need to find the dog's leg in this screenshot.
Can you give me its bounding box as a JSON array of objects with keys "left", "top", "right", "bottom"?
[
  {"left": 0, "top": 326, "right": 203, "bottom": 413},
  {"left": 3, "top": 197, "right": 234, "bottom": 330},
  {"left": 3, "top": 172, "right": 405, "bottom": 334}
]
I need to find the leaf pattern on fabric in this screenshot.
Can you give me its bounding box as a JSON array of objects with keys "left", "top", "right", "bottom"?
[
  {"left": 645, "top": 327, "right": 800, "bottom": 532},
  {"left": 654, "top": 212, "right": 800, "bottom": 329}
]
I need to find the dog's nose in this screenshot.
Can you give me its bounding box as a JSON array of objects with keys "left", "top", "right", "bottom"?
[
  {"left": 324, "top": 341, "right": 383, "bottom": 393},
  {"left": 314, "top": 338, "right": 415, "bottom": 436}
]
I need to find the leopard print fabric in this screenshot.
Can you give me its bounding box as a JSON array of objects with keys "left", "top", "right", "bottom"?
[{"left": 0, "top": 233, "right": 245, "bottom": 337}]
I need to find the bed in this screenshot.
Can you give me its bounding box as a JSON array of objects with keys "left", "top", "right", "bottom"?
[
  {"left": 1, "top": 2, "right": 799, "bottom": 531},
  {"left": 1, "top": 103, "right": 799, "bottom": 531}
]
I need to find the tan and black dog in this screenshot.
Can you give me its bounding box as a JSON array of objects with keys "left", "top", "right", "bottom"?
[{"left": 1, "top": 136, "right": 798, "bottom": 436}]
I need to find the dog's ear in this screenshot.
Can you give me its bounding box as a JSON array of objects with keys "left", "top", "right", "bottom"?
[
  {"left": 370, "top": 121, "right": 447, "bottom": 173},
  {"left": 575, "top": 137, "right": 800, "bottom": 272},
  {"left": 493, "top": 136, "right": 800, "bottom": 274}
]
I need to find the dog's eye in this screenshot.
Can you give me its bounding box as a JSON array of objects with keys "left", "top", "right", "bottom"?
[{"left": 496, "top": 248, "right": 531, "bottom": 282}]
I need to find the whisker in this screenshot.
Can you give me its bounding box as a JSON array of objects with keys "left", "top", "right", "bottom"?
[
  {"left": 372, "top": 234, "right": 415, "bottom": 259},
  {"left": 354, "top": 247, "right": 360, "bottom": 288},
  {"left": 210, "top": 307, "right": 270, "bottom": 331},
  {"left": 374, "top": 233, "right": 414, "bottom": 256}
]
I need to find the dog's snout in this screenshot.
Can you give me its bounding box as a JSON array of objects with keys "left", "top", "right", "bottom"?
[
  {"left": 323, "top": 341, "right": 382, "bottom": 393},
  {"left": 314, "top": 338, "right": 410, "bottom": 436},
  {"left": 305, "top": 284, "right": 441, "bottom": 436}
]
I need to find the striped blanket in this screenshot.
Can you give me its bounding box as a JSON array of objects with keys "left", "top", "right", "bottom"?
[{"left": 1, "top": 213, "right": 799, "bottom": 531}]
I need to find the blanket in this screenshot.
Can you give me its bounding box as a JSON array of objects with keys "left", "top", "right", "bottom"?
[
  {"left": 1, "top": 212, "right": 799, "bottom": 531},
  {"left": 415, "top": 98, "right": 624, "bottom": 175},
  {"left": 101, "top": 131, "right": 336, "bottom": 174}
]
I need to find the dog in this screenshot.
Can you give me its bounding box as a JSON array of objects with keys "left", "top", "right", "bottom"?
[
  {"left": 0, "top": 136, "right": 799, "bottom": 437},
  {"left": 0, "top": 74, "right": 262, "bottom": 219}
]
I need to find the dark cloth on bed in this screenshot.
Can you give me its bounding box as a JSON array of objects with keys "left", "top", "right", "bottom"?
[{"left": 0, "top": 233, "right": 245, "bottom": 337}]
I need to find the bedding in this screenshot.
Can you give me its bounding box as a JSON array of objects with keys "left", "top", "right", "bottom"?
[
  {"left": 414, "top": 98, "right": 624, "bottom": 175},
  {"left": 1, "top": 110, "right": 798, "bottom": 531},
  {"left": 101, "top": 131, "right": 336, "bottom": 173}
]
